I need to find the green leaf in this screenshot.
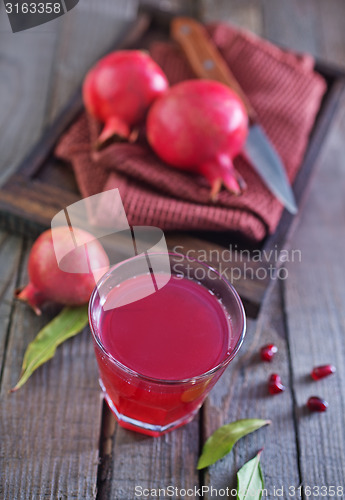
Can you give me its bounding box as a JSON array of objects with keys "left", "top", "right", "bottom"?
[
  {"left": 237, "top": 450, "right": 264, "bottom": 500},
  {"left": 197, "top": 419, "right": 270, "bottom": 469},
  {"left": 11, "top": 305, "right": 89, "bottom": 392}
]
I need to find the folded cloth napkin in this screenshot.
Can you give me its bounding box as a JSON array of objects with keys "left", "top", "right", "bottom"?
[{"left": 56, "top": 23, "right": 326, "bottom": 244}]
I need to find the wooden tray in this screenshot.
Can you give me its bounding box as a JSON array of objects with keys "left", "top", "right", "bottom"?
[{"left": 0, "top": 14, "right": 344, "bottom": 318}]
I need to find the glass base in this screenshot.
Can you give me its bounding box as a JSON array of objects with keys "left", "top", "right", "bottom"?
[{"left": 99, "top": 379, "right": 198, "bottom": 437}]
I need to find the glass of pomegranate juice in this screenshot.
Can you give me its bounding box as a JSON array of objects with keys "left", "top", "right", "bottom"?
[{"left": 89, "top": 253, "right": 246, "bottom": 436}]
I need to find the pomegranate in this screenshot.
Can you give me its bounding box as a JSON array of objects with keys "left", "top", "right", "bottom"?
[
  {"left": 307, "top": 396, "right": 328, "bottom": 412},
  {"left": 83, "top": 50, "right": 169, "bottom": 147},
  {"left": 260, "top": 344, "right": 278, "bottom": 362},
  {"left": 311, "top": 365, "right": 336, "bottom": 381},
  {"left": 268, "top": 374, "right": 285, "bottom": 395},
  {"left": 16, "top": 227, "right": 109, "bottom": 315},
  {"left": 147, "top": 79, "right": 248, "bottom": 199}
]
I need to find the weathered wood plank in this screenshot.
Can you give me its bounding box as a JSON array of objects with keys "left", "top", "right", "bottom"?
[
  {"left": 200, "top": 0, "right": 263, "bottom": 35},
  {"left": 0, "top": 232, "right": 23, "bottom": 371},
  {"left": 317, "top": 0, "right": 345, "bottom": 67},
  {"left": 284, "top": 89, "right": 345, "bottom": 491},
  {"left": 202, "top": 0, "right": 345, "bottom": 70},
  {"left": 0, "top": 241, "right": 102, "bottom": 499},
  {"left": 203, "top": 285, "right": 301, "bottom": 498},
  {"left": 45, "top": 0, "right": 139, "bottom": 123},
  {"left": 263, "top": 0, "right": 345, "bottom": 70},
  {"left": 99, "top": 415, "right": 200, "bottom": 499},
  {"left": 0, "top": 11, "right": 61, "bottom": 185},
  {"left": 262, "top": 0, "right": 323, "bottom": 57}
]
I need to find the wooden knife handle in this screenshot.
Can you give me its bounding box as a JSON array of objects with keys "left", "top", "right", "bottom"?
[{"left": 171, "top": 17, "right": 257, "bottom": 121}]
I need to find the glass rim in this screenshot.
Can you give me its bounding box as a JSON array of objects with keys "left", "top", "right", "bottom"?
[{"left": 88, "top": 252, "right": 246, "bottom": 385}]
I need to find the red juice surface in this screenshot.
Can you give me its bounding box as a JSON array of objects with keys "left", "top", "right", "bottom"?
[{"left": 100, "top": 274, "right": 231, "bottom": 380}]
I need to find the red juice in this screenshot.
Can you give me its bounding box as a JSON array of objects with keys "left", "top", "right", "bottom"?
[{"left": 89, "top": 256, "right": 246, "bottom": 436}]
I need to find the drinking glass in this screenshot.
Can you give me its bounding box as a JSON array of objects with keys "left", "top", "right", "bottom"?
[{"left": 89, "top": 253, "right": 246, "bottom": 436}]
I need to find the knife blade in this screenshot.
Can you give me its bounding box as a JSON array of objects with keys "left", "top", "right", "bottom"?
[{"left": 171, "top": 17, "right": 298, "bottom": 214}]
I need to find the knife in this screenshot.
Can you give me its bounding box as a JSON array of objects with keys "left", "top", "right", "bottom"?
[{"left": 171, "top": 17, "right": 298, "bottom": 214}]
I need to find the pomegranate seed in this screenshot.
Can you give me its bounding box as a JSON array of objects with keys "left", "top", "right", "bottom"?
[
  {"left": 268, "top": 373, "right": 285, "bottom": 395},
  {"left": 311, "top": 364, "right": 336, "bottom": 381},
  {"left": 307, "top": 396, "right": 328, "bottom": 412},
  {"left": 260, "top": 344, "right": 278, "bottom": 362}
]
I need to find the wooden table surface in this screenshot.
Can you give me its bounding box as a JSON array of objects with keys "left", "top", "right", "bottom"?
[{"left": 1, "top": 1, "right": 345, "bottom": 499}]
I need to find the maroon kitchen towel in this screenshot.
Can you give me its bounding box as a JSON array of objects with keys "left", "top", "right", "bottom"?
[{"left": 56, "top": 23, "right": 326, "bottom": 243}]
